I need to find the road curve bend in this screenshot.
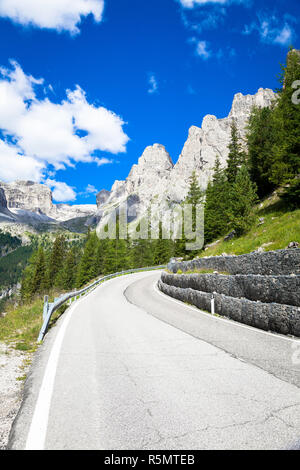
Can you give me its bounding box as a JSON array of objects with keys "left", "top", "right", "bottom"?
[{"left": 8, "top": 270, "right": 300, "bottom": 450}]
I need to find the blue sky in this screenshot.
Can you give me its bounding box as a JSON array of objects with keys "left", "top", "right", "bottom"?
[{"left": 0, "top": 0, "right": 298, "bottom": 204}]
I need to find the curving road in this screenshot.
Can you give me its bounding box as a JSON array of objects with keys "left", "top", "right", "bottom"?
[{"left": 8, "top": 270, "right": 300, "bottom": 450}]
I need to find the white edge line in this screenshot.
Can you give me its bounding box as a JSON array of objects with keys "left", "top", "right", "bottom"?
[
  {"left": 25, "top": 271, "right": 157, "bottom": 450},
  {"left": 25, "top": 288, "right": 100, "bottom": 450},
  {"left": 154, "top": 281, "right": 300, "bottom": 344}
]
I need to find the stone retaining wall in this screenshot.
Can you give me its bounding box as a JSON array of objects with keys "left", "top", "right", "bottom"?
[
  {"left": 168, "top": 249, "right": 300, "bottom": 276},
  {"left": 158, "top": 280, "right": 300, "bottom": 337},
  {"left": 161, "top": 272, "right": 300, "bottom": 307},
  {"left": 159, "top": 249, "right": 300, "bottom": 337}
]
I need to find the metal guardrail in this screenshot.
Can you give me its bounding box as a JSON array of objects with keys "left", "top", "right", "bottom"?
[{"left": 37, "top": 265, "right": 166, "bottom": 342}]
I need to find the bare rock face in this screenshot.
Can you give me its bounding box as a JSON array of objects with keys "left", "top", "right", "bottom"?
[
  {"left": 0, "top": 188, "right": 7, "bottom": 209},
  {"left": 167, "top": 87, "right": 275, "bottom": 202},
  {"left": 0, "top": 180, "right": 97, "bottom": 231},
  {"left": 96, "top": 189, "right": 111, "bottom": 208},
  {"left": 97, "top": 87, "right": 275, "bottom": 232},
  {"left": 0, "top": 181, "right": 53, "bottom": 215}
]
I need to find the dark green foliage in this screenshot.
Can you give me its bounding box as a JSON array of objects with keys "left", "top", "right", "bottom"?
[
  {"left": 226, "top": 121, "right": 245, "bottom": 184},
  {"left": 246, "top": 48, "right": 300, "bottom": 203},
  {"left": 48, "top": 234, "right": 67, "bottom": 287},
  {"left": 62, "top": 248, "right": 78, "bottom": 290},
  {"left": 76, "top": 232, "right": 99, "bottom": 286},
  {"left": 271, "top": 49, "right": 300, "bottom": 185},
  {"left": 247, "top": 106, "right": 277, "bottom": 198},
  {"left": 227, "top": 165, "right": 258, "bottom": 235},
  {"left": 0, "top": 230, "right": 21, "bottom": 255},
  {"left": 281, "top": 177, "right": 300, "bottom": 209},
  {"left": 185, "top": 171, "right": 204, "bottom": 207},
  {"left": 0, "top": 245, "right": 34, "bottom": 291},
  {"left": 204, "top": 157, "right": 231, "bottom": 243}
]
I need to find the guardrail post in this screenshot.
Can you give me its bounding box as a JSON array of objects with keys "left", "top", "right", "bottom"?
[
  {"left": 211, "top": 293, "right": 215, "bottom": 315},
  {"left": 43, "top": 295, "right": 49, "bottom": 321}
]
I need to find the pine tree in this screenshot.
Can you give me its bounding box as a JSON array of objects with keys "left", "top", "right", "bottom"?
[
  {"left": 31, "top": 247, "right": 47, "bottom": 295},
  {"left": 226, "top": 121, "right": 245, "bottom": 184},
  {"left": 228, "top": 165, "right": 258, "bottom": 235},
  {"left": 48, "top": 235, "right": 67, "bottom": 287},
  {"left": 62, "top": 248, "right": 77, "bottom": 290},
  {"left": 246, "top": 105, "right": 277, "bottom": 198},
  {"left": 153, "top": 222, "right": 174, "bottom": 265},
  {"left": 204, "top": 156, "right": 231, "bottom": 243},
  {"left": 185, "top": 171, "right": 204, "bottom": 207},
  {"left": 76, "top": 232, "right": 98, "bottom": 287}
]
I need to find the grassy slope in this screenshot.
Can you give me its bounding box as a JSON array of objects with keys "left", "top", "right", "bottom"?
[
  {"left": 0, "top": 298, "right": 43, "bottom": 351},
  {"left": 200, "top": 194, "right": 300, "bottom": 258}
]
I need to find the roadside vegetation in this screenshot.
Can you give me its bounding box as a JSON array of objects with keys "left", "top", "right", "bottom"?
[{"left": 201, "top": 194, "right": 300, "bottom": 258}]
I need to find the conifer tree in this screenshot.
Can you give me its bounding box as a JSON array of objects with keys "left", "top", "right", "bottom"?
[
  {"left": 62, "top": 248, "right": 77, "bottom": 290},
  {"left": 228, "top": 165, "right": 258, "bottom": 235},
  {"left": 76, "top": 232, "right": 98, "bottom": 287},
  {"left": 48, "top": 235, "right": 67, "bottom": 287},
  {"left": 246, "top": 105, "right": 277, "bottom": 198},
  {"left": 226, "top": 121, "right": 245, "bottom": 184},
  {"left": 204, "top": 156, "right": 231, "bottom": 243}
]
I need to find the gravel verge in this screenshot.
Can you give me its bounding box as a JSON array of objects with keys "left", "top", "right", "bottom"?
[{"left": 0, "top": 342, "right": 31, "bottom": 450}]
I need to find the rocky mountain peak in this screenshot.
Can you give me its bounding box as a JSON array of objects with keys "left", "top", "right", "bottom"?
[
  {"left": 96, "top": 86, "right": 277, "bottom": 233},
  {"left": 136, "top": 144, "right": 174, "bottom": 170}
]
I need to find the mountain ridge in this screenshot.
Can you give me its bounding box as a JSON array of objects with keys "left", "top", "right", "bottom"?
[{"left": 0, "top": 87, "right": 276, "bottom": 235}]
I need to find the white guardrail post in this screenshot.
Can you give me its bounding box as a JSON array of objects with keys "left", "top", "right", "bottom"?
[{"left": 37, "top": 265, "right": 166, "bottom": 342}]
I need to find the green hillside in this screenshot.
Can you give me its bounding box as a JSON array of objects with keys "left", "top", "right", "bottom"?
[{"left": 201, "top": 194, "right": 300, "bottom": 258}]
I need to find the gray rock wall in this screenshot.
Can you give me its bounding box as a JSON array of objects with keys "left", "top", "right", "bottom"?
[
  {"left": 160, "top": 250, "right": 300, "bottom": 337},
  {"left": 158, "top": 280, "right": 300, "bottom": 337},
  {"left": 161, "top": 272, "right": 300, "bottom": 307},
  {"left": 168, "top": 249, "right": 300, "bottom": 275}
]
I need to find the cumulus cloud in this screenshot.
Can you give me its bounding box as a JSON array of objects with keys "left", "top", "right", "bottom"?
[
  {"left": 0, "top": 0, "right": 104, "bottom": 34},
  {"left": 0, "top": 139, "right": 45, "bottom": 182},
  {"left": 45, "top": 179, "right": 77, "bottom": 202},
  {"left": 0, "top": 61, "right": 129, "bottom": 187}
]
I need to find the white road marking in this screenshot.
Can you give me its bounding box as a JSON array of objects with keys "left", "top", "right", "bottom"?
[
  {"left": 25, "top": 295, "right": 89, "bottom": 450},
  {"left": 25, "top": 272, "right": 154, "bottom": 450}
]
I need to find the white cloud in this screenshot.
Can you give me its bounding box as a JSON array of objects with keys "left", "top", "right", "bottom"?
[
  {"left": 45, "top": 179, "right": 77, "bottom": 202},
  {"left": 85, "top": 184, "right": 98, "bottom": 194},
  {"left": 0, "top": 61, "right": 129, "bottom": 186},
  {"left": 179, "top": 0, "right": 229, "bottom": 7},
  {"left": 273, "top": 24, "right": 293, "bottom": 46},
  {"left": 0, "top": 139, "right": 45, "bottom": 182},
  {"left": 95, "top": 157, "right": 114, "bottom": 166},
  {"left": 243, "top": 14, "right": 296, "bottom": 47},
  {"left": 195, "top": 40, "right": 212, "bottom": 59},
  {"left": 0, "top": 0, "right": 104, "bottom": 34},
  {"left": 178, "top": 0, "right": 248, "bottom": 8},
  {"left": 148, "top": 74, "right": 158, "bottom": 94}
]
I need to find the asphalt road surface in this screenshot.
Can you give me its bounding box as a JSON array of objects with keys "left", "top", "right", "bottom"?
[{"left": 8, "top": 271, "right": 300, "bottom": 450}]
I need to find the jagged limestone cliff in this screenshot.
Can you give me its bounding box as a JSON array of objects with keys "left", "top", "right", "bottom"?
[{"left": 96, "top": 87, "right": 276, "bottom": 232}]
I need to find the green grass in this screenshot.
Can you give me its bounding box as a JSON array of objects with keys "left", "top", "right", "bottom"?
[
  {"left": 0, "top": 297, "right": 44, "bottom": 351},
  {"left": 0, "top": 288, "right": 69, "bottom": 350},
  {"left": 201, "top": 196, "right": 300, "bottom": 258}
]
